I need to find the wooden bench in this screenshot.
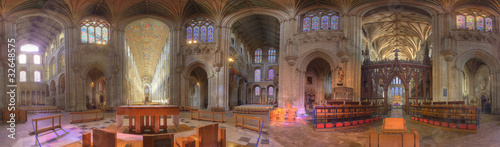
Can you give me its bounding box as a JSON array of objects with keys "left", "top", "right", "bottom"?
[
  {"left": 234, "top": 114, "right": 263, "bottom": 134},
  {"left": 21, "top": 106, "right": 60, "bottom": 113},
  {"left": 70, "top": 110, "right": 105, "bottom": 123},
  {"left": 143, "top": 133, "right": 175, "bottom": 147},
  {"left": 180, "top": 106, "right": 198, "bottom": 111},
  {"left": 175, "top": 123, "right": 226, "bottom": 147},
  {"left": 190, "top": 110, "right": 225, "bottom": 123},
  {"left": 1, "top": 108, "right": 27, "bottom": 123},
  {"left": 29, "top": 114, "right": 66, "bottom": 140}
]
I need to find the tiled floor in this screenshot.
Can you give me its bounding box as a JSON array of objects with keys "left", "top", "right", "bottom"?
[{"left": 2, "top": 110, "right": 500, "bottom": 147}]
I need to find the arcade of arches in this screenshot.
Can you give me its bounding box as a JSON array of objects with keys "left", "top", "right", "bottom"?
[{"left": 2, "top": 0, "right": 500, "bottom": 147}]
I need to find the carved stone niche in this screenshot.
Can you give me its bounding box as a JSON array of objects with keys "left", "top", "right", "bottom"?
[{"left": 285, "top": 55, "right": 298, "bottom": 66}]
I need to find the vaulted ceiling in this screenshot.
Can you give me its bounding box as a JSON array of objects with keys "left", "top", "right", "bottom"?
[
  {"left": 363, "top": 6, "right": 432, "bottom": 60},
  {"left": 231, "top": 15, "right": 280, "bottom": 51},
  {"left": 16, "top": 16, "right": 63, "bottom": 50},
  {"left": 125, "top": 18, "right": 168, "bottom": 79}
]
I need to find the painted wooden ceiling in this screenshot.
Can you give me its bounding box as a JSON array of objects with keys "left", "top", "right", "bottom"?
[
  {"left": 125, "top": 18, "right": 168, "bottom": 79},
  {"left": 231, "top": 15, "right": 280, "bottom": 50}
]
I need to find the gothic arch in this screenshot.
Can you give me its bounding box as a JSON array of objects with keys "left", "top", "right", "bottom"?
[
  {"left": 350, "top": 1, "right": 443, "bottom": 16},
  {"left": 183, "top": 60, "right": 214, "bottom": 78},
  {"left": 297, "top": 49, "right": 340, "bottom": 72},
  {"left": 454, "top": 49, "right": 500, "bottom": 73},
  {"left": 81, "top": 62, "right": 112, "bottom": 79},
  {"left": 222, "top": 8, "right": 288, "bottom": 27}
]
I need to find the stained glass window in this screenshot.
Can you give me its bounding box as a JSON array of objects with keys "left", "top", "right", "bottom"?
[
  {"left": 457, "top": 15, "right": 465, "bottom": 29},
  {"left": 477, "top": 17, "right": 484, "bottom": 31},
  {"left": 19, "top": 54, "right": 26, "bottom": 64},
  {"left": 145, "top": 87, "right": 149, "bottom": 94},
  {"left": 208, "top": 26, "right": 214, "bottom": 42},
  {"left": 201, "top": 26, "right": 206, "bottom": 42},
  {"left": 193, "top": 26, "right": 199, "bottom": 42},
  {"left": 81, "top": 26, "right": 88, "bottom": 43},
  {"left": 255, "top": 87, "right": 260, "bottom": 96},
  {"left": 268, "top": 48, "right": 276, "bottom": 63},
  {"left": 34, "top": 55, "right": 41, "bottom": 64},
  {"left": 34, "top": 71, "right": 41, "bottom": 82},
  {"left": 20, "top": 71, "right": 26, "bottom": 82},
  {"left": 255, "top": 69, "right": 261, "bottom": 82},
  {"left": 321, "top": 16, "right": 329, "bottom": 30},
  {"left": 486, "top": 17, "right": 492, "bottom": 32},
  {"left": 255, "top": 48, "right": 262, "bottom": 63},
  {"left": 102, "top": 28, "right": 108, "bottom": 44},
  {"left": 81, "top": 19, "right": 109, "bottom": 44},
  {"left": 187, "top": 27, "right": 192, "bottom": 43},
  {"left": 312, "top": 16, "right": 319, "bottom": 31},
  {"left": 96, "top": 27, "right": 102, "bottom": 44},
  {"left": 269, "top": 87, "right": 274, "bottom": 96},
  {"left": 392, "top": 87, "right": 394, "bottom": 96},
  {"left": 89, "top": 26, "right": 95, "bottom": 43},
  {"left": 400, "top": 88, "right": 403, "bottom": 95},
  {"left": 303, "top": 17, "right": 310, "bottom": 32},
  {"left": 21, "top": 44, "right": 39, "bottom": 52},
  {"left": 466, "top": 15, "right": 474, "bottom": 30},
  {"left": 187, "top": 18, "right": 214, "bottom": 43},
  {"left": 268, "top": 69, "right": 274, "bottom": 80},
  {"left": 331, "top": 16, "right": 339, "bottom": 30}
]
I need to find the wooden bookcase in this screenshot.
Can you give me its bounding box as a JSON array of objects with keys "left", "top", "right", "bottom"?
[
  {"left": 312, "top": 105, "right": 383, "bottom": 131},
  {"left": 409, "top": 104, "right": 480, "bottom": 133}
]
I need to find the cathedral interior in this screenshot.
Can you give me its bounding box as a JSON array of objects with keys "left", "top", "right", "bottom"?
[{"left": 1, "top": 0, "right": 500, "bottom": 147}]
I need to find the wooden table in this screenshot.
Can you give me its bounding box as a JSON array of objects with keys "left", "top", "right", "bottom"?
[{"left": 116, "top": 105, "right": 180, "bottom": 134}]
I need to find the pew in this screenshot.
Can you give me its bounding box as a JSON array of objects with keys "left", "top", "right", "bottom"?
[
  {"left": 83, "top": 132, "right": 91, "bottom": 147},
  {"left": 1, "top": 108, "right": 27, "bottom": 123},
  {"left": 30, "top": 114, "right": 66, "bottom": 137},
  {"left": 175, "top": 124, "right": 226, "bottom": 147},
  {"left": 234, "top": 114, "right": 263, "bottom": 134},
  {"left": 190, "top": 110, "right": 225, "bottom": 123},
  {"left": 21, "top": 106, "right": 60, "bottom": 113},
  {"left": 93, "top": 128, "right": 117, "bottom": 147},
  {"left": 143, "top": 133, "right": 175, "bottom": 147},
  {"left": 70, "top": 110, "right": 105, "bottom": 123}
]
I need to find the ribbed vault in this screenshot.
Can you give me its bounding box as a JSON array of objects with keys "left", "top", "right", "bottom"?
[
  {"left": 231, "top": 15, "right": 280, "bottom": 50},
  {"left": 16, "top": 15, "right": 63, "bottom": 50}
]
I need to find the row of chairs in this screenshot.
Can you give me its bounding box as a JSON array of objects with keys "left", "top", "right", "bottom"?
[
  {"left": 233, "top": 106, "right": 271, "bottom": 114},
  {"left": 21, "top": 106, "right": 60, "bottom": 113}
]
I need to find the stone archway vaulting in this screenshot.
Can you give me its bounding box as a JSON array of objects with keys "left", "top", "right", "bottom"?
[
  {"left": 182, "top": 60, "right": 214, "bottom": 107},
  {"left": 453, "top": 49, "right": 500, "bottom": 114}
]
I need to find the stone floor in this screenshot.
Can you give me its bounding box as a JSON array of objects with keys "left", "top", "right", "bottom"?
[{"left": 1, "top": 110, "right": 500, "bottom": 147}]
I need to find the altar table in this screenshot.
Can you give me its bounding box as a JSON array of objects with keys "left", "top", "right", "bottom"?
[{"left": 116, "top": 105, "right": 180, "bottom": 133}]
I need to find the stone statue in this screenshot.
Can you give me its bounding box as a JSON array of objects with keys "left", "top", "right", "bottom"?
[{"left": 337, "top": 67, "right": 344, "bottom": 84}]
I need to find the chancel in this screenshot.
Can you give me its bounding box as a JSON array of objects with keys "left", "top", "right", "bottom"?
[{"left": 2, "top": 0, "right": 500, "bottom": 147}]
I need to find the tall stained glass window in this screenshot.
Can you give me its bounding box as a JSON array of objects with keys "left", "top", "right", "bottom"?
[
  {"left": 255, "top": 48, "right": 262, "bottom": 63},
  {"left": 88, "top": 26, "right": 95, "bottom": 43},
  {"left": 20, "top": 71, "right": 26, "bottom": 82},
  {"left": 201, "top": 26, "right": 207, "bottom": 42},
  {"left": 34, "top": 71, "right": 41, "bottom": 82},
  {"left": 186, "top": 18, "right": 214, "bottom": 43},
  {"left": 303, "top": 17, "right": 310, "bottom": 32},
  {"left": 255, "top": 87, "right": 260, "bottom": 96},
  {"left": 145, "top": 87, "right": 149, "bottom": 94},
  {"left": 102, "top": 28, "right": 108, "bottom": 44},
  {"left": 268, "top": 48, "right": 276, "bottom": 63},
  {"left": 457, "top": 15, "right": 465, "bottom": 29},
  {"left": 302, "top": 10, "right": 339, "bottom": 32},
  {"left": 81, "top": 19, "right": 109, "bottom": 44},
  {"left": 477, "top": 17, "right": 484, "bottom": 31},
  {"left": 255, "top": 69, "right": 261, "bottom": 82},
  {"left": 96, "top": 27, "right": 102, "bottom": 44},
  {"left": 392, "top": 87, "right": 394, "bottom": 96},
  {"left": 19, "top": 54, "right": 27, "bottom": 64},
  {"left": 193, "top": 26, "right": 199, "bottom": 42},
  {"left": 312, "top": 16, "right": 319, "bottom": 31},
  {"left": 321, "top": 16, "right": 329, "bottom": 30},
  {"left": 466, "top": 16, "right": 474, "bottom": 30},
  {"left": 269, "top": 87, "right": 274, "bottom": 96},
  {"left": 486, "top": 17, "right": 492, "bottom": 32},
  {"left": 34, "top": 55, "right": 41, "bottom": 64},
  {"left": 81, "top": 26, "right": 88, "bottom": 43},
  {"left": 268, "top": 69, "right": 274, "bottom": 80},
  {"left": 331, "top": 16, "right": 339, "bottom": 30},
  {"left": 187, "top": 27, "right": 192, "bottom": 43}
]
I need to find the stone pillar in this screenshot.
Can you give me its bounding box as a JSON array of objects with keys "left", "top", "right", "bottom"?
[{"left": 491, "top": 72, "right": 500, "bottom": 114}]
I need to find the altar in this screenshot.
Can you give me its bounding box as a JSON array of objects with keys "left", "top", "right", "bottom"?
[{"left": 116, "top": 105, "right": 180, "bottom": 134}]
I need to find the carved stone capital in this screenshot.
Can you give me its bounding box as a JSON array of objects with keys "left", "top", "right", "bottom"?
[
  {"left": 440, "top": 50, "right": 457, "bottom": 62},
  {"left": 175, "top": 66, "right": 184, "bottom": 73},
  {"left": 337, "top": 51, "right": 351, "bottom": 62},
  {"left": 285, "top": 55, "right": 298, "bottom": 66}
]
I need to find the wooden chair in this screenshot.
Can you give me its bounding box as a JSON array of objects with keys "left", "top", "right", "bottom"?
[
  {"left": 143, "top": 133, "right": 175, "bottom": 147},
  {"left": 93, "top": 128, "right": 117, "bottom": 147},
  {"left": 175, "top": 124, "right": 226, "bottom": 147}
]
